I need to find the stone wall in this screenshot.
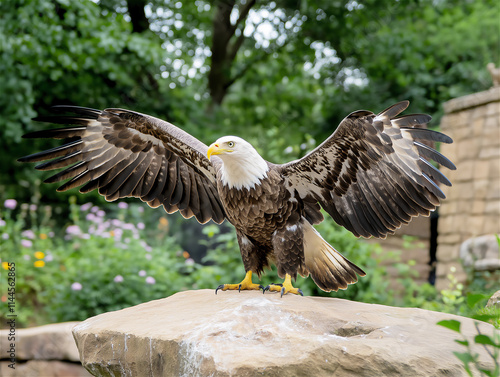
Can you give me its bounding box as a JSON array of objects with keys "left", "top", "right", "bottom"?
[{"left": 436, "top": 86, "right": 500, "bottom": 290}]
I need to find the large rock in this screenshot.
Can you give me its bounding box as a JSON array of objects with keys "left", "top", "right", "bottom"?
[
  {"left": 72, "top": 290, "right": 497, "bottom": 377},
  {"left": 0, "top": 322, "right": 81, "bottom": 362},
  {"left": 0, "top": 322, "right": 92, "bottom": 377}
]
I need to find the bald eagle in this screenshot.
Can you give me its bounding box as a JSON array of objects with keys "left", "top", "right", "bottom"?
[{"left": 18, "top": 101, "right": 455, "bottom": 296}]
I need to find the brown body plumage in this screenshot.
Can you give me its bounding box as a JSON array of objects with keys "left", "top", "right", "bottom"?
[{"left": 18, "top": 101, "right": 455, "bottom": 294}]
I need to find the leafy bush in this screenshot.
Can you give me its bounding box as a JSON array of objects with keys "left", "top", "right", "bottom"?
[{"left": 0, "top": 198, "right": 193, "bottom": 325}]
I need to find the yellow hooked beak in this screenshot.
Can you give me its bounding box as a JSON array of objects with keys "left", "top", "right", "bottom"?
[{"left": 207, "top": 143, "right": 231, "bottom": 159}]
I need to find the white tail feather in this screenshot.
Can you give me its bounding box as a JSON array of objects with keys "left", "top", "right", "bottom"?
[{"left": 303, "top": 221, "right": 365, "bottom": 292}]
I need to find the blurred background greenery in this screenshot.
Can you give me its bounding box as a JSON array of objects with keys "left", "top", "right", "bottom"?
[{"left": 0, "top": 0, "right": 499, "bottom": 328}]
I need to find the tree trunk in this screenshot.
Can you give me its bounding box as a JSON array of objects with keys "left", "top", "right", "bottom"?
[{"left": 208, "top": 0, "right": 256, "bottom": 107}]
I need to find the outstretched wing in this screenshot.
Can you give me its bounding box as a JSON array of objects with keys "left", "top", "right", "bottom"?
[
  {"left": 18, "top": 106, "right": 226, "bottom": 224},
  {"left": 279, "top": 101, "right": 456, "bottom": 238}
]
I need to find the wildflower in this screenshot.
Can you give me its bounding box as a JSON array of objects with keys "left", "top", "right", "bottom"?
[
  {"left": 185, "top": 258, "right": 195, "bottom": 266},
  {"left": 137, "top": 222, "right": 145, "bottom": 230},
  {"left": 34, "top": 260, "right": 45, "bottom": 268},
  {"left": 22, "top": 230, "right": 36, "bottom": 239},
  {"left": 86, "top": 213, "right": 97, "bottom": 222},
  {"left": 4, "top": 199, "right": 17, "bottom": 209},
  {"left": 111, "top": 219, "right": 122, "bottom": 227},
  {"left": 45, "top": 254, "right": 53, "bottom": 262},
  {"left": 71, "top": 282, "right": 82, "bottom": 291},
  {"left": 159, "top": 217, "right": 168, "bottom": 226},
  {"left": 145, "top": 276, "right": 156, "bottom": 284},
  {"left": 0, "top": 219, "right": 5, "bottom": 227},
  {"left": 91, "top": 206, "right": 100, "bottom": 213},
  {"left": 2, "top": 262, "right": 9, "bottom": 270},
  {"left": 80, "top": 202, "right": 92, "bottom": 211},
  {"left": 39, "top": 233, "right": 48, "bottom": 240},
  {"left": 145, "top": 254, "right": 152, "bottom": 260},
  {"left": 48, "top": 231, "right": 54, "bottom": 237},
  {"left": 118, "top": 202, "right": 128, "bottom": 209},
  {"left": 2, "top": 233, "right": 9, "bottom": 240},
  {"left": 34, "top": 251, "right": 45, "bottom": 259},
  {"left": 97, "top": 210, "right": 106, "bottom": 217},
  {"left": 138, "top": 270, "right": 146, "bottom": 277},
  {"left": 114, "top": 275, "right": 124, "bottom": 283},
  {"left": 21, "top": 239, "right": 33, "bottom": 248},
  {"left": 182, "top": 251, "right": 190, "bottom": 259},
  {"left": 29, "top": 204, "right": 37, "bottom": 212},
  {"left": 81, "top": 234, "right": 91, "bottom": 239},
  {"left": 66, "top": 225, "right": 81, "bottom": 236},
  {"left": 23, "top": 255, "right": 31, "bottom": 261}
]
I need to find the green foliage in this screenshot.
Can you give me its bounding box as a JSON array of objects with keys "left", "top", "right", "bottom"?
[
  {"left": 438, "top": 314, "right": 500, "bottom": 376},
  {"left": 0, "top": 198, "right": 192, "bottom": 325}
]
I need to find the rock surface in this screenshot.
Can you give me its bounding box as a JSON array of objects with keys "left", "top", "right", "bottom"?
[
  {"left": 0, "top": 322, "right": 81, "bottom": 362},
  {"left": 72, "top": 290, "right": 498, "bottom": 377},
  {"left": 0, "top": 322, "right": 92, "bottom": 377},
  {"left": 487, "top": 290, "right": 500, "bottom": 309}
]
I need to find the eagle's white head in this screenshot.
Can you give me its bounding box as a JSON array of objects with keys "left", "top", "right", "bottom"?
[{"left": 207, "top": 136, "right": 269, "bottom": 190}]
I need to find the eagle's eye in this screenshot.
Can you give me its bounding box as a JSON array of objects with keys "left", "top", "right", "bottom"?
[{"left": 227, "top": 141, "right": 235, "bottom": 148}]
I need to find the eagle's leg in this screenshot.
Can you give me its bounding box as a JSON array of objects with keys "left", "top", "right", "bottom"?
[
  {"left": 215, "top": 271, "right": 264, "bottom": 294},
  {"left": 263, "top": 274, "right": 303, "bottom": 297}
]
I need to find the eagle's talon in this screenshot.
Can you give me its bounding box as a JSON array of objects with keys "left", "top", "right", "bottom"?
[
  {"left": 215, "top": 284, "right": 225, "bottom": 295},
  {"left": 264, "top": 274, "right": 303, "bottom": 297},
  {"left": 216, "top": 271, "right": 262, "bottom": 293}
]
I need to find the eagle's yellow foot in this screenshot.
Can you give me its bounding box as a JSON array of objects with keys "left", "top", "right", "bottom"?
[
  {"left": 215, "top": 271, "right": 264, "bottom": 294},
  {"left": 263, "top": 274, "right": 304, "bottom": 297}
]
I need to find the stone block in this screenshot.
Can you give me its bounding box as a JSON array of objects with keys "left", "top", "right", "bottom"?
[
  {"left": 437, "top": 244, "right": 460, "bottom": 262},
  {"left": 473, "top": 160, "right": 491, "bottom": 181},
  {"left": 437, "top": 233, "right": 462, "bottom": 245},
  {"left": 0, "top": 322, "right": 81, "bottom": 362},
  {"left": 473, "top": 179, "right": 489, "bottom": 199},
  {"left": 483, "top": 215, "right": 500, "bottom": 234},
  {"left": 467, "top": 215, "right": 485, "bottom": 235},
  {"left": 456, "top": 140, "right": 477, "bottom": 163},
  {"left": 485, "top": 101, "right": 500, "bottom": 117},
  {"left": 489, "top": 157, "right": 500, "bottom": 178},
  {"left": 0, "top": 360, "right": 91, "bottom": 377},
  {"left": 486, "top": 178, "right": 500, "bottom": 200},
  {"left": 471, "top": 200, "right": 486, "bottom": 215},
  {"left": 456, "top": 160, "right": 474, "bottom": 182},
  {"left": 485, "top": 200, "right": 500, "bottom": 215},
  {"left": 479, "top": 146, "right": 500, "bottom": 159}
]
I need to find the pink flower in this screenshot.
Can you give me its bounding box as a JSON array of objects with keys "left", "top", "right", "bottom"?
[
  {"left": 118, "top": 202, "right": 128, "bottom": 209},
  {"left": 185, "top": 258, "right": 195, "bottom": 266},
  {"left": 114, "top": 275, "right": 124, "bottom": 283},
  {"left": 21, "top": 230, "right": 36, "bottom": 239},
  {"left": 80, "top": 203, "right": 92, "bottom": 211},
  {"left": 66, "top": 225, "right": 81, "bottom": 235},
  {"left": 145, "top": 276, "right": 156, "bottom": 284},
  {"left": 138, "top": 270, "right": 146, "bottom": 277},
  {"left": 29, "top": 204, "right": 37, "bottom": 212},
  {"left": 4, "top": 199, "right": 17, "bottom": 209},
  {"left": 71, "top": 282, "right": 82, "bottom": 291},
  {"left": 137, "top": 222, "right": 145, "bottom": 230},
  {"left": 21, "top": 239, "right": 33, "bottom": 248},
  {"left": 86, "top": 213, "right": 96, "bottom": 222}
]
